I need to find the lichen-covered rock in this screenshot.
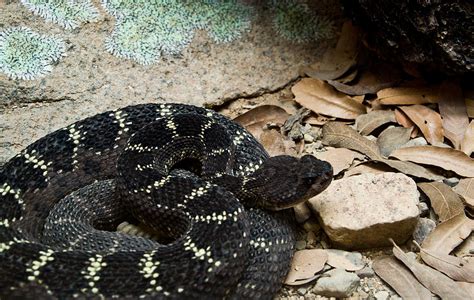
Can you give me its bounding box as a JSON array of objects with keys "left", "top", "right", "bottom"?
[{"left": 309, "top": 172, "right": 419, "bottom": 249}]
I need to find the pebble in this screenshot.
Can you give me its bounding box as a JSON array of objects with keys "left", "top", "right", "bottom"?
[
  {"left": 375, "top": 291, "right": 389, "bottom": 300},
  {"left": 412, "top": 218, "right": 436, "bottom": 244},
  {"left": 304, "top": 133, "right": 315, "bottom": 143},
  {"left": 297, "top": 287, "right": 307, "bottom": 295},
  {"left": 355, "top": 266, "right": 375, "bottom": 278},
  {"left": 295, "top": 240, "right": 307, "bottom": 250},
  {"left": 312, "top": 268, "right": 360, "bottom": 298},
  {"left": 417, "top": 202, "right": 429, "bottom": 216}
]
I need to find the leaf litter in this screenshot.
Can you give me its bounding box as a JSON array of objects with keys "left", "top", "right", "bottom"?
[{"left": 218, "top": 19, "right": 473, "bottom": 299}]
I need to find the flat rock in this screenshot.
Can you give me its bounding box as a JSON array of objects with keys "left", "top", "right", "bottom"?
[
  {"left": 412, "top": 217, "right": 436, "bottom": 244},
  {"left": 312, "top": 268, "right": 360, "bottom": 298},
  {"left": 309, "top": 172, "right": 420, "bottom": 249}
]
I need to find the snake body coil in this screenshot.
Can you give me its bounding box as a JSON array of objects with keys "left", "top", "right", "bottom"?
[{"left": 0, "top": 103, "right": 332, "bottom": 299}]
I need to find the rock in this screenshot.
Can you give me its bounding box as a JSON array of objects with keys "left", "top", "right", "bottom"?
[
  {"left": 296, "top": 287, "right": 307, "bottom": 296},
  {"left": 295, "top": 240, "right": 307, "bottom": 251},
  {"left": 375, "top": 291, "right": 389, "bottom": 300},
  {"left": 309, "top": 173, "right": 419, "bottom": 249},
  {"left": 412, "top": 218, "right": 436, "bottom": 244},
  {"left": 326, "top": 249, "right": 365, "bottom": 271},
  {"left": 294, "top": 203, "right": 312, "bottom": 223},
  {"left": 306, "top": 231, "right": 317, "bottom": 245},
  {"left": 417, "top": 202, "right": 429, "bottom": 217},
  {"left": 355, "top": 267, "right": 374, "bottom": 278},
  {"left": 342, "top": 0, "right": 473, "bottom": 75},
  {"left": 312, "top": 268, "right": 360, "bottom": 298}
]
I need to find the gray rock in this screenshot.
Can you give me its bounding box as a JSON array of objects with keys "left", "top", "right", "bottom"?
[
  {"left": 412, "top": 218, "right": 436, "bottom": 244},
  {"left": 295, "top": 240, "right": 307, "bottom": 250},
  {"left": 312, "top": 268, "right": 360, "bottom": 298},
  {"left": 355, "top": 266, "right": 375, "bottom": 278},
  {"left": 309, "top": 173, "right": 420, "bottom": 249},
  {"left": 417, "top": 202, "right": 429, "bottom": 217}
]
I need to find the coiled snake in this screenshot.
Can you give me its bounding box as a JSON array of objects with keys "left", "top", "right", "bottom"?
[{"left": 0, "top": 103, "right": 332, "bottom": 299}]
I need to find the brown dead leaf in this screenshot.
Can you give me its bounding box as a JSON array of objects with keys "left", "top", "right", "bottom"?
[
  {"left": 322, "top": 122, "right": 443, "bottom": 180},
  {"left": 418, "top": 182, "right": 465, "bottom": 222},
  {"left": 344, "top": 162, "right": 395, "bottom": 177},
  {"left": 394, "top": 109, "right": 419, "bottom": 138},
  {"left": 390, "top": 146, "right": 474, "bottom": 177},
  {"left": 234, "top": 105, "right": 289, "bottom": 136},
  {"left": 304, "top": 114, "right": 333, "bottom": 126},
  {"left": 285, "top": 249, "right": 328, "bottom": 285},
  {"left": 355, "top": 110, "right": 396, "bottom": 136},
  {"left": 422, "top": 213, "right": 474, "bottom": 255},
  {"left": 454, "top": 235, "right": 474, "bottom": 258},
  {"left": 419, "top": 246, "right": 474, "bottom": 282},
  {"left": 453, "top": 178, "right": 474, "bottom": 209},
  {"left": 377, "top": 86, "right": 440, "bottom": 105},
  {"left": 292, "top": 78, "right": 367, "bottom": 120},
  {"left": 461, "top": 120, "right": 474, "bottom": 156},
  {"left": 466, "top": 98, "right": 474, "bottom": 118},
  {"left": 377, "top": 126, "right": 413, "bottom": 157},
  {"left": 325, "top": 249, "right": 365, "bottom": 271},
  {"left": 313, "top": 148, "right": 364, "bottom": 176},
  {"left": 457, "top": 282, "right": 474, "bottom": 299},
  {"left": 398, "top": 105, "right": 444, "bottom": 146},
  {"left": 260, "top": 129, "right": 295, "bottom": 157},
  {"left": 303, "top": 21, "right": 359, "bottom": 81},
  {"left": 373, "top": 256, "right": 432, "bottom": 300},
  {"left": 392, "top": 242, "right": 471, "bottom": 299},
  {"left": 438, "top": 81, "right": 469, "bottom": 149}
]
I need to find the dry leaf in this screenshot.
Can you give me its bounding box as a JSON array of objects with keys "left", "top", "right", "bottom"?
[
  {"left": 355, "top": 110, "right": 396, "bottom": 136},
  {"left": 304, "top": 114, "right": 333, "bottom": 126},
  {"left": 466, "top": 94, "right": 474, "bottom": 118},
  {"left": 461, "top": 120, "right": 474, "bottom": 156},
  {"left": 285, "top": 249, "right": 328, "bottom": 285},
  {"left": 313, "top": 148, "right": 364, "bottom": 175},
  {"left": 422, "top": 213, "right": 474, "bottom": 255},
  {"left": 325, "top": 249, "right": 365, "bottom": 271},
  {"left": 259, "top": 129, "right": 295, "bottom": 156},
  {"left": 438, "top": 81, "right": 469, "bottom": 149},
  {"left": 377, "top": 126, "right": 412, "bottom": 157},
  {"left": 418, "top": 182, "right": 465, "bottom": 222},
  {"left": 322, "top": 122, "right": 443, "bottom": 180},
  {"left": 392, "top": 243, "right": 471, "bottom": 299},
  {"left": 373, "top": 256, "right": 432, "bottom": 300},
  {"left": 453, "top": 178, "right": 474, "bottom": 209},
  {"left": 377, "top": 86, "right": 440, "bottom": 105},
  {"left": 398, "top": 105, "right": 444, "bottom": 145},
  {"left": 454, "top": 235, "right": 474, "bottom": 258},
  {"left": 457, "top": 282, "right": 474, "bottom": 299},
  {"left": 390, "top": 146, "right": 474, "bottom": 177},
  {"left": 344, "top": 162, "right": 395, "bottom": 177},
  {"left": 394, "top": 109, "right": 419, "bottom": 138},
  {"left": 234, "top": 105, "right": 289, "bottom": 136},
  {"left": 303, "top": 21, "right": 359, "bottom": 81},
  {"left": 419, "top": 247, "right": 474, "bottom": 282},
  {"left": 292, "top": 78, "right": 366, "bottom": 120}
]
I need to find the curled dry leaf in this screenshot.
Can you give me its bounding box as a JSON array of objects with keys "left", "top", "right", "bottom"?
[
  {"left": 234, "top": 105, "right": 289, "bottom": 137},
  {"left": 461, "top": 120, "right": 474, "bottom": 156},
  {"left": 325, "top": 249, "right": 365, "bottom": 271},
  {"left": 303, "top": 21, "right": 359, "bottom": 81},
  {"left": 373, "top": 256, "right": 432, "bottom": 300},
  {"left": 422, "top": 213, "right": 474, "bottom": 255},
  {"left": 398, "top": 105, "right": 444, "bottom": 146},
  {"left": 417, "top": 182, "right": 465, "bottom": 222},
  {"left": 377, "top": 86, "right": 440, "bottom": 105},
  {"left": 394, "top": 109, "right": 419, "bottom": 138},
  {"left": 313, "top": 148, "right": 365, "bottom": 175},
  {"left": 438, "top": 81, "right": 469, "bottom": 149},
  {"left": 284, "top": 249, "right": 328, "bottom": 285},
  {"left": 466, "top": 98, "right": 474, "bottom": 118},
  {"left": 392, "top": 242, "right": 471, "bottom": 299},
  {"left": 419, "top": 246, "right": 474, "bottom": 283},
  {"left": 344, "top": 162, "right": 396, "bottom": 177},
  {"left": 390, "top": 146, "right": 474, "bottom": 177},
  {"left": 377, "top": 126, "right": 412, "bottom": 157},
  {"left": 292, "top": 78, "right": 366, "bottom": 120},
  {"left": 322, "top": 122, "right": 443, "bottom": 180},
  {"left": 453, "top": 178, "right": 474, "bottom": 209},
  {"left": 355, "top": 110, "right": 396, "bottom": 136},
  {"left": 259, "top": 129, "right": 295, "bottom": 157}
]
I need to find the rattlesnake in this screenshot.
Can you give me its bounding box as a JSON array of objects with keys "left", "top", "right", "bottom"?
[{"left": 0, "top": 103, "right": 332, "bottom": 299}]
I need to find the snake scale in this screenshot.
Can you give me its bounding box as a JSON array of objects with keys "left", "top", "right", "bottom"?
[{"left": 0, "top": 103, "right": 333, "bottom": 299}]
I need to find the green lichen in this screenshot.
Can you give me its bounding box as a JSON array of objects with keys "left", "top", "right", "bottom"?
[
  {"left": 102, "top": 0, "right": 253, "bottom": 64},
  {"left": 20, "top": 0, "right": 99, "bottom": 29},
  {"left": 0, "top": 27, "right": 66, "bottom": 80},
  {"left": 272, "top": 0, "right": 335, "bottom": 43}
]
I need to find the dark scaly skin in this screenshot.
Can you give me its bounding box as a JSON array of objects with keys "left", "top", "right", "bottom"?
[{"left": 0, "top": 103, "right": 333, "bottom": 299}]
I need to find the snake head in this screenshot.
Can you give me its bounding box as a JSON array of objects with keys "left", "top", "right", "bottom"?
[{"left": 250, "top": 154, "right": 333, "bottom": 210}]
